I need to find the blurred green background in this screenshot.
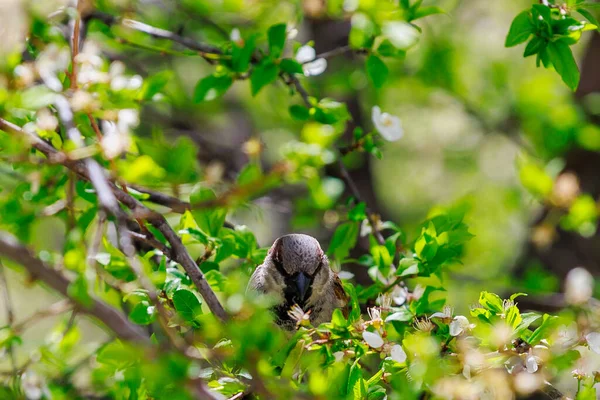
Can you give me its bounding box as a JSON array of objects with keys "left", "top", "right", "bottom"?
[{"left": 1, "top": 0, "right": 600, "bottom": 362}]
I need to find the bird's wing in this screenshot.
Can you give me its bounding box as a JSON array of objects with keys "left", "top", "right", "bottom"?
[{"left": 332, "top": 275, "right": 350, "bottom": 317}]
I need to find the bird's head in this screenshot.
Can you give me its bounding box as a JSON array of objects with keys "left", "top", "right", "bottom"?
[{"left": 265, "top": 233, "right": 330, "bottom": 307}]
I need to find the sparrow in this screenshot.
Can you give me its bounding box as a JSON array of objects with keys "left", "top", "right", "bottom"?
[{"left": 248, "top": 234, "right": 348, "bottom": 330}]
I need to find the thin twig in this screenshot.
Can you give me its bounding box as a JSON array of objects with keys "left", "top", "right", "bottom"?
[
  {"left": 121, "top": 19, "right": 223, "bottom": 59},
  {"left": 337, "top": 158, "right": 386, "bottom": 245}
]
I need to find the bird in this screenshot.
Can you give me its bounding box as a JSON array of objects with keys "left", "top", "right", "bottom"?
[{"left": 248, "top": 234, "right": 348, "bottom": 330}]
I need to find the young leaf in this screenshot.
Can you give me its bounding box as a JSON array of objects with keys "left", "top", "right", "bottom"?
[
  {"left": 505, "top": 10, "right": 534, "bottom": 47},
  {"left": 366, "top": 55, "right": 388, "bottom": 88},
  {"left": 546, "top": 40, "right": 580, "bottom": 90},
  {"left": 129, "top": 302, "right": 156, "bottom": 325},
  {"left": 268, "top": 23, "right": 287, "bottom": 58},
  {"left": 190, "top": 186, "right": 227, "bottom": 237},
  {"left": 478, "top": 291, "right": 503, "bottom": 313},
  {"left": 172, "top": 289, "right": 203, "bottom": 322},
  {"left": 328, "top": 222, "right": 359, "bottom": 261},
  {"left": 279, "top": 58, "right": 304, "bottom": 75},
  {"left": 194, "top": 74, "right": 233, "bottom": 102},
  {"left": 232, "top": 34, "right": 256, "bottom": 72},
  {"left": 138, "top": 70, "right": 171, "bottom": 100},
  {"left": 412, "top": 6, "right": 445, "bottom": 20},
  {"left": 289, "top": 104, "right": 310, "bottom": 120},
  {"left": 250, "top": 61, "right": 279, "bottom": 96},
  {"left": 528, "top": 313, "right": 558, "bottom": 345},
  {"left": 523, "top": 37, "right": 544, "bottom": 57}
]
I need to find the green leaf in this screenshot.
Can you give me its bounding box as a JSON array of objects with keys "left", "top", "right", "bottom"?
[
  {"left": 268, "top": 23, "right": 287, "bottom": 58},
  {"left": 129, "top": 301, "right": 156, "bottom": 325},
  {"left": 547, "top": 39, "right": 580, "bottom": 90},
  {"left": 237, "top": 163, "right": 262, "bottom": 186},
  {"left": 194, "top": 74, "right": 233, "bottom": 102},
  {"left": 348, "top": 202, "right": 367, "bottom": 222},
  {"left": 505, "top": 305, "right": 522, "bottom": 329},
  {"left": 331, "top": 308, "right": 348, "bottom": 328},
  {"left": 172, "top": 289, "right": 203, "bottom": 322},
  {"left": 190, "top": 186, "right": 227, "bottom": 237},
  {"left": 397, "top": 257, "right": 420, "bottom": 276},
  {"left": 250, "top": 61, "right": 279, "bottom": 96},
  {"left": 289, "top": 104, "right": 310, "bottom": 120},
  {"left": 412, "top": 6, "right": 445, "bottom": 20},
  {"left": 328, "top": 222, "right": 359, "bottom": 261},
  {"left": 138, "top": 70, "right": 171, "bottom": 100},
  {"left": 515, "top": 312, "right": 542, "bottom": 336},
  {"left": 532, "top": 4, "right": 552, "bottom": 23},
  {"left": 528, "top": 313, "right": 558, "bottom": 345},
  {"left": 347, "top": 361, "right": 366, "bottom": 399},
  {"left": 279, "top": 58, "right": 304, "bottom": 74},
  {"left": 415, "top": 232, "right": 438, "bottom": 262},
  {"left": 478, "top": 291, "right": 503, "bottom": 313},
  {"left": 231, "top": 34, "right": 256, "bottom": 72},
  {"left": 523, "top": 37, "right": 544, "bottom": 57},
  {"left": 365, "top": 55, "right": 388, "bottom": 88},
  {"left": 505, "top": 10, "right": 534, "bottom": 47}
]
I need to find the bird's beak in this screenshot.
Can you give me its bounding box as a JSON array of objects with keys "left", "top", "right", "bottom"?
[{"left": 295, "top": 272, "right": 311, "bottom": 302}]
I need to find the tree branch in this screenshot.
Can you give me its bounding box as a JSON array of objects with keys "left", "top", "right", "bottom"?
[
  {"left": 0, "top": 117, "right": 228, "bottom": 321},
  {"left": 0, "top": 231, "right": 149, "bottom": 342}
]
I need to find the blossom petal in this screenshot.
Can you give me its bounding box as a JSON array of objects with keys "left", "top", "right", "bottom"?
[
  {"left": 565, "top": 267, "right": 593, "bottom": 305},
  {"left": 303, "top": 58, "right": 327, "bottom": 76},
  {"left": 363, "top": 331, "right": 384, "bottom": 348},
  {"left": 391, "top": 344, "right": 407, "bottom": 363},
  {"left": 585, "top": 332, "right": 600, "bottom": 354},
  {"left": 371, "top": 106, "right": 403, "bottom": 142},
  {"left": 525, "top": 355, "right": 538, "bottom": 373},
  {"left": 296, "top": 45, "right": 316, "bottom": 63},
  {"left": 449, "top": 315, "right": 470, "bottom": 337}
]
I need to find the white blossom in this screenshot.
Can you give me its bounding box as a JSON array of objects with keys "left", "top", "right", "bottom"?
[
  {"left": 36, "top": 44, "right": 70, "bottom": 92},
  {"left": 363, "top": 331, "right": 384, "bottom": 348},
  {"left": 525, "top": 354, "right": 538, "bottom": 373},
  {"left": 585, "top": 332, "right": 600, "bottom": 354},
  {"left": 449, "top": 315, "right": 473, "bottom": 336},
  {"left": 392, "top": 285, "right": 408, "bottom": 306},
  {"left": 21, "top": 371, "right": 48, "bottom": 400},
  {"left": 431, "top": 305, "right": 453, "bottom": 321},
  {"left": 100, "top": 109, "right": 139, "bottom": 160},
  {"left": 555, "top": 324, "right": 578, "bottom": 348},
  {"left": 390, "top": 344, "right": 407, "bottom": 363},
  {"left": 35, "top": 109, "right": 58, "bottom": 132},
  {"left": 382, "top": 21, "right": 420, "bottom": 50},
  {"left": 295, "top": 45, "right": 327, "bottom": 77},
  {"left": 286, "top": 26, "right": 298, "bottom": 40},
  {"left": 296, "top": 45, "right": 316, "bottom": 63},
  {"left": 333, "top": 351, "right": 345, "bottom": 362},
  {"left": 230, "top": 28, "right": 241, "bottom": 42},
  {"left": 118, "top": 109, "right": 139, "bottom": 134},
  {"left": 372, "top": 106, "right": 403, "bottom": 142},
  {"left": 565, "top": 267, "right": 594, "bottom": 305},
  {"left": 76, "top": 41, "right": 108, "bottom": 86}
]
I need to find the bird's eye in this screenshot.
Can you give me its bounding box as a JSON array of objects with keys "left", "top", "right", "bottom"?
[
  {"left": 272, "top": 257, "right": 288, "bottom": 277},
  {"left": 310, "top": 261, "right": 324, "bottom": 277}
]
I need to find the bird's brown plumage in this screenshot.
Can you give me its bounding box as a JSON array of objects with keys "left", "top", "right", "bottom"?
[{"left": 248, "top": 234, "right": 348, "bottom": 330}]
